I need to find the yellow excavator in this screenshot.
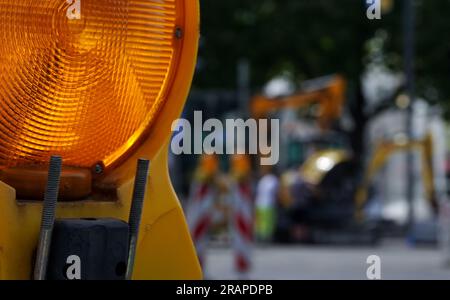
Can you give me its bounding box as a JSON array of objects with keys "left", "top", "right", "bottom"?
[
  {"left": 354, "top": 134, "right": 438, "bottom": 220},
  {"left": 290, "top": 133, "right": 437, "bottom": 244},
  {"left": 0, "top": 1, "right": 201, "bottom": 280},
  {"left": 251, "top": 74, "right": 437, "bottom": 243},
  {"left": 250, "top": 75, "right": 360, "bottom": 243}
]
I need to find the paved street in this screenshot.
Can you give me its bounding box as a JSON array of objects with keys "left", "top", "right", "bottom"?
[{"left": 204, "top": 240, "right": 450, "bottom": 280}]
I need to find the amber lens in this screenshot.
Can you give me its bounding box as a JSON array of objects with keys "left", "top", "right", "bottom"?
[{"left": 0, "top": 0, "right": 182, "bottom": 170}]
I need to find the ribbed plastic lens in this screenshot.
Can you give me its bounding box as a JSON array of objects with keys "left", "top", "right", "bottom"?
[{"left": 0, "top": 0, "right": 180, "bottom": 170}]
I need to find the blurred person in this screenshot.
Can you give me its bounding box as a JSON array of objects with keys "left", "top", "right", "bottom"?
[
  {"left": 275, "top": 170, "right": 315, "bottom": 243},
  {"left": 255, "top": 164, "right": 280, "bottom": 243}
]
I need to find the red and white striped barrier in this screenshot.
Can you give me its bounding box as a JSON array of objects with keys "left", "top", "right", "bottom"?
[
  {"left": 230, "top": 181, "right": 254, "bottom": 275},
  {"left": 187, "top": 178, "right": 254, "bottom": 277},
  {"left": 187, "top": 182, "right": 216, "bottom": 268}
]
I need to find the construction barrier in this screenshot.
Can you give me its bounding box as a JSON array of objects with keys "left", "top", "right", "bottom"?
[
  {"left": 187, "top": 182, "right": 216, "bottom": 268},
  {"left": 230, "top": 180, "right": 254, "bottom": 275},
  {"left": 187, "top": 178, "right": 254, "bottom": 277}
]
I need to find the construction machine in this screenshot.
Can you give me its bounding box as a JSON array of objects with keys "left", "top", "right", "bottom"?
[
  {"left": 250, "top": 75, "right": 362, "bottom": 243},
  {"left": 251, "top": 75, "right": 346, "bottom": 130},
  {"left": 355, "top": 134, "right": 438, "bottom": 219},
  {"left": 275, "top": 130, "right": 437, "bottom": 244},
  {"left": 251, "top": 75, "right": 437, "bottom": 244}
]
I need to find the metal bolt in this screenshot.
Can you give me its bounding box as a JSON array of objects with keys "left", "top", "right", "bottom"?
[
  {"left": 126, "top": 158, "right": 150, "bottom": 280},
  {"left": 175, "top": 27, "right": 183, "bottom": 39},
  {"left": 34, "top": 155, "right": 63, "bottom": 280},
  {"left": 94, "top": 163, "right": 103, "bottom": 175}
]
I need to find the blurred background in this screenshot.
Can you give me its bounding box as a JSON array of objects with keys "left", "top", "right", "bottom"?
[{"left": 170, "top": 0, "right": 450, "bottom": 279}]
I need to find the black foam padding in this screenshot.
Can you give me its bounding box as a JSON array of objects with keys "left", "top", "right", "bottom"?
[{"left": 46, "top": 218, "right": 129, "bottom": 280}]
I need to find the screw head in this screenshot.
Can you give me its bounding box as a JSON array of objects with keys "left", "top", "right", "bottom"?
[
  {"left": 94, "top": 163, "right": 104, "bottom": 175},
  {"left": 175, "top": 27, "right": 183, "bottom": 39}
]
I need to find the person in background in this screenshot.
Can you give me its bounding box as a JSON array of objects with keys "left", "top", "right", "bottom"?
[{"left": 255, "top": 164, "right": 279, "bottom": 242}]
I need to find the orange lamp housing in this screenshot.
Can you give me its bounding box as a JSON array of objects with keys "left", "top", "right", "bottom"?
[
  {"left": 1, "top": 0, "right": 193, "bottom": 173},
  {"left": 0, "top": 0, "right": 201, "bottom": 279}
]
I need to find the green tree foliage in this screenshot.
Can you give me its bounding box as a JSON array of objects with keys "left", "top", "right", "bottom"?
[
  {"left": 414, "top": 0, "right": 450, "bottom": 113},
  {"left": 195, "top": 0, "right": 450, "bottom": 115}
]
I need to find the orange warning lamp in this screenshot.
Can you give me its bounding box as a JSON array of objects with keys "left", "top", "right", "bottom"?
[
  {"left": 0, "top": 0, "right": 201, "bottom": 280},
  {"left": 196, "top": 154, "right": 220, "bottom": 182},
  {"left": 0, "top": 0, "right": 192, "bottom": 172}
]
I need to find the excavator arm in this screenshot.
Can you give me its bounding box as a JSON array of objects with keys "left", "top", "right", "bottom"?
[
  {"left": 355, "top": 134, "right": 437, "bottom": 220},
  {"left": 250, "top": 75, "right": 347, "bottom": 129}
]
